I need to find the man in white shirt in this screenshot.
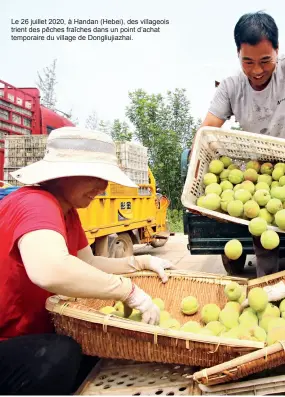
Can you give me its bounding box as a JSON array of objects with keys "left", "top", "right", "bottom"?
[{"left": 201, "top": 11, "right": 284, "bottom": 277}]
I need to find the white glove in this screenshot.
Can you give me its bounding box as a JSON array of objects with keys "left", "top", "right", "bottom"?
[
  {"left": 241, "top": 281, "right": 285, "bottom": 309},
  {"left": 148, "top": 256, "right": 176, "bottom": 283},
  {"left": 132, "top": 255, "right": 176, "bottom": 283},
  {"left": 123, "top": 284, "right": 160, "bottom": 325},
  {"left": 263, "top": 282, "right": 285, "bottom": 301}
]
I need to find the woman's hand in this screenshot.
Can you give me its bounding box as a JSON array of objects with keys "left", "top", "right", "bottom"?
[
  {"left": 123, "top": 284, "right": 160, "bottom": 325},
  {"left": 132, "top": 255, "right": 176, "bottom": 283}
]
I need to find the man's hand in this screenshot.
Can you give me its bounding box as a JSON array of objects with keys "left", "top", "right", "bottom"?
[
  {"left": 241, "top": 281, "right": 285, "bottom": 309},
  {"left": 133, "top": 255, "right": 176, "bottom": 283},
  {"left": 123, "top": 284, "right": 160, "bottom": 325}
]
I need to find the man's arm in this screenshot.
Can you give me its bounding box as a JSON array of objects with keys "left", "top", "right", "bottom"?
[{"left": 200, "top": 112, "right": 225, "bottom": 128}]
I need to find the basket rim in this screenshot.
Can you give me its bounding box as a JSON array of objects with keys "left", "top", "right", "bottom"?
[
  {"left": 198, "top": 373, "right": 285, "bottom": 393},
  {"left": 122, "top": 270, "right": 249, "bottom": 283},
  {"left": 248, "top": 270, "right": 285, "bottom": 287},
  {"left": 45, "top": 271, "right": 264, "bottom": 350},
  {"left": 195, "top": 125, "right": 285, "bottom": 149},
  {"left": 192, "top": 341, "right": 285, "bottom": 384}
]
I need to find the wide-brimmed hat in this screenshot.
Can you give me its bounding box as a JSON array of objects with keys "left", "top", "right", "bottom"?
[{"left": 10, "top": 127, "right": 138, "bottom": 187}]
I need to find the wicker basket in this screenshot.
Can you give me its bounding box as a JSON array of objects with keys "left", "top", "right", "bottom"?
[
  {"left": 46, "top": 271, "right": 265, "bottom": 369},
  {"left": 198, "top": 373, "right": 285, "bottom": 395},
  {"left": 192, "top": 270, "right": 285, "bottom": 386},
  {"left": 181, "top": 126, "right": 285, "bottom": 234}
]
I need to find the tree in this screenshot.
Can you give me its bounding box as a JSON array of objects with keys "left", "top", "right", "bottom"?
[
  {"left": 188, "top": 117, "right": 202, "bottom": 148},
  {"left": 98, "top": 120, "right": 111, "bottom": 134},
  {"left": 37, "top": 59, "right": 57, "bottom": 110},
  {"left": 126, "top": 89, "right": 199, "bottom": 210},
  {"left": 85, "top": 110, "right": 98, "bottom": 129},
  {"left": 36, "top": 60, "right": 79, "bottom": 125},
  {"left": 111, "top": 119, "right": 132, "bottom": 141},
  {"left": 163, "top": 89, "right": 195, "bottom": 148}
]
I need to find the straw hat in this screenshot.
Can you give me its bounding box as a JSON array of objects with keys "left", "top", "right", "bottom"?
[{"left": 10, "top": 127, "right": 137, "bottom": 187}]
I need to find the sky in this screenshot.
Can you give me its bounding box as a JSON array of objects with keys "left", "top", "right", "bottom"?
[{"left": 1, "top": 0, "right": 285, "bottom": 129}]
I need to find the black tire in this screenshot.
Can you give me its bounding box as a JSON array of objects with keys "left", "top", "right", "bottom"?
[
  {"left": 221, "top": 253, "right": 247, "bottom": 276},
  {"left": 108, "top": 233, "right": 134, "bottom": 258},
  {"left": 151, "top": 221, "right": 170, "bottom": 248}
]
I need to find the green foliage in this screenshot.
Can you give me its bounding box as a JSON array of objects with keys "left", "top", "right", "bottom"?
[
  {"left": 98, "top": 120, "right": 111, "bottom": 134},
  {"left": 167, "top": 209, "right": 184, "bottom": 232},
  {"left": 126, "top": 88, "right": 200, "bottom": 209},
  {"left": 111, "top": 119, "right": 132, "bottom": 141}
]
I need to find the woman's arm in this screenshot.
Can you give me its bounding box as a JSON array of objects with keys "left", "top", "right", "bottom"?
[
  {"left": 77, "top": 245, "right": 139, "bottom": 274},
  {"left": 18, "top": 229, "right": 132, "bottom": 300}
]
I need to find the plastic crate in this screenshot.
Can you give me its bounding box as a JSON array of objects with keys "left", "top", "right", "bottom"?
[
  {"left": 181, "top": 126, "right": 285, "bottom": 234},
  {"left": 76, "top": 358, "right": 199, "bottom": 396},
  {"left": 115, "top": 141, "right": 148, "bottom": 173},
  {"left": 4, "top": 135, "right": 47, "bottom": 168},
  {"left": 3, "top": 168, "right": 24, "bottom": 186}
]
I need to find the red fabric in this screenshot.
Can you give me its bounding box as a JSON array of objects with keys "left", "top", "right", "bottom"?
[{"left": 0, "top": 186, "right": 88, "bottom": 340}]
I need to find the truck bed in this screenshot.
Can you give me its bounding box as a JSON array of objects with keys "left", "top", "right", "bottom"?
[{"left": 183, "top": 211, "right": 285, "bottom": 256}]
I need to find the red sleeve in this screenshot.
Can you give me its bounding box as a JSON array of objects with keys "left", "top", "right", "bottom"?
[
  {"left": 78, "top": 225, "right": 88, "bottom": 251},
  {"left": 11, "top": 190, "right": 67, "bottom": 257},
  {"left": 70, "top": 209, "right": 89, "bottom": 251}
]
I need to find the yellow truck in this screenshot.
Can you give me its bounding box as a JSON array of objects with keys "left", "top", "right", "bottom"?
[
  {"left": 3, "top": 136, "right": 171, "bottom": 257},
  {"left": 78, "top": 168, "right": 170, "bottom": 257}
]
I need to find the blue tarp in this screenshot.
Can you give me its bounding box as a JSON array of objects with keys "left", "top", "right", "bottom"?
[{"left": 0, "top": 186, "right": 21, "bottom": 200}]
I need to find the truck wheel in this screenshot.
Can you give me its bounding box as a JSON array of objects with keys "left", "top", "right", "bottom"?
[
  {"left": 109, "top": 233, "right": 134, "bottom": 258},
  {"left": 221, "top": 253, "right": 247, "bottom": 276}
]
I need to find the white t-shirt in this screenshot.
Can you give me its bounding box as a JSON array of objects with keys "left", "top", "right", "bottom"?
[{"left": 209, "top": 55, "right": 285, "bottom": 138}]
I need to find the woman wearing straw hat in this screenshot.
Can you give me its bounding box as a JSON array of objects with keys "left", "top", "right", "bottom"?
[{"left": 0, "top": 127, "right": 175, "bottom": 395}]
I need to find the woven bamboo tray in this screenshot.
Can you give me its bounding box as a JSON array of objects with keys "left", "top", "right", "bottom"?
[
  {"left": 199, "top": 373, "right": 285, "bottom": 395},
  {"left": 192, "top": 269, "right": 285, "bottom": 386},
  {"left": 46, "top": 270, "right": 265, "bottom": 369}
]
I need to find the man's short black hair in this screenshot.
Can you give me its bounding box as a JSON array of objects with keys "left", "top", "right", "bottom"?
[{"left": 234, "top": 11, "right": 278, "bottom": 51}]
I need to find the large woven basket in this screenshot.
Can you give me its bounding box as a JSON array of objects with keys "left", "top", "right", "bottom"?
[
  {"left": 192, "top": 270, "right": 285, "bottom": 386},
  {"left": 46, "top": 271, "right": 265, "bottom": 368}
]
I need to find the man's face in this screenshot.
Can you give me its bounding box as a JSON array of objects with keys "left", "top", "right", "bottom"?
[
  {"left": 239, "top": 39, "right": 278, "bottom": 90},
  {"left": 57, "top": 176, "right": 108, "bottom": 209}
]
